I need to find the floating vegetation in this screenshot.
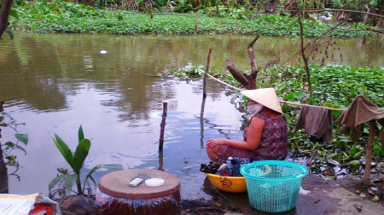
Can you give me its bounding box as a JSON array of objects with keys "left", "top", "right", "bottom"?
[{"left": 10, "top": 2, "right": 382, "bottom": 37}]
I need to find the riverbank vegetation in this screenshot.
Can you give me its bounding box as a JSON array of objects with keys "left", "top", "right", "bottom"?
[{"left": 6, "top": 0, "right": 384, "bottom": 37}]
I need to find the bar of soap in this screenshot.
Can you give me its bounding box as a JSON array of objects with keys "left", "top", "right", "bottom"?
[
  {"left": 128, "top": 178, "right": 143, "bottom": 187},
  {"left": 145, "top": 178, "right": 165, "bottom": 187}
]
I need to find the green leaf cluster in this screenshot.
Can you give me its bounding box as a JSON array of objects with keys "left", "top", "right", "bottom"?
[
  {"left": 49, "top": 126, "right": 121, "bottom": 197},
  {"left": 0, "top": 112, "right": 29, "bottom": 171}
]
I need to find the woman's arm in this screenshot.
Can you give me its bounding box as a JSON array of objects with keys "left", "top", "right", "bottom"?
[{"left": 206, "top": 117, "right": 265, "bottom": 150}]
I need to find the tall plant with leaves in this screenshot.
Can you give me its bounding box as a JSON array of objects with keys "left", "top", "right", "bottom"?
[
  {"left": 0, "top": 102, "right": 29, "bottom": 193},
  {"left": 49, "top": 126, "right": 121, "bottom": 198}
]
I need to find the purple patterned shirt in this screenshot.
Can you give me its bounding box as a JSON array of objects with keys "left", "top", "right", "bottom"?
[{"left": 243, "top": 112, "right": 288, "bottom": 160}]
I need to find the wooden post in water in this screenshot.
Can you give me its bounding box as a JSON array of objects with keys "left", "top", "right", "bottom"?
[
  {"left": 200, "top": 97, "right": 206, "bottom": 148},
  {"left": 202, "top": 48, "right": 212, "bottom": 99},
  {"left": 159, "top": 102, "right": 168, "bottom": 152},
  {"left": 200, "top": 49, "right": 211, "bottom": 147},
  {"left": 158, "top": 150, "right": 164, "bottom": 171},
  {"left": 363, "top": 121, "right": 375, "bottom": 185}
]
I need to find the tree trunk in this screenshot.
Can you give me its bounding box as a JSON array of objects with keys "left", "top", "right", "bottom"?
[
  {"left": 226, "top": 36, "right": 260, "bottom": 90},
  {"left": 0, "top": 0, "right": 14, "bottom": 38},
  {"left": 0, "top": 101, "right": 9, "bottom": 193}
]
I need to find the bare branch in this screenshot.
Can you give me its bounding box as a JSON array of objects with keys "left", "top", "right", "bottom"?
[
  {"left": 226, "top": 59, "right": 249, "bottom": 87},
  {"left": 247, "top": 35, "right": 260, "bottom": 80},
  {"left": 226, "top": 36, "right": 260, "bottom": 90}
]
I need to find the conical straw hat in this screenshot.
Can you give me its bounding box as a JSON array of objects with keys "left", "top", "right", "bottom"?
[{"left": 240, "top": 88, "right": 283, "bottom": 113}]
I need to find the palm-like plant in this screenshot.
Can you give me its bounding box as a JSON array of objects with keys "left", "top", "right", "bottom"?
[{"left": 49, "top": 126, "right": 121, "bottom": 198}]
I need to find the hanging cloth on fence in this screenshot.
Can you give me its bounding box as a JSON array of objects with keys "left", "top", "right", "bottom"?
[
  {"left": 336, "top": 95, "right": 384, "bottom": 146},
  {"left": 295, "top": 105, "right": 333, "bottom": 143}
]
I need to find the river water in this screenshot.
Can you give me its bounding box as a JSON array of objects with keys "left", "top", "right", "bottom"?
[{"left": 1, "top": 32, "right": 383, "bottom": 199}]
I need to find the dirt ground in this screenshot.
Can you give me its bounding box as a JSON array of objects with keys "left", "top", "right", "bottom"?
[
  {"left": 179, "top": 173, "right": 384, "bottom": 215},
  {"left": 59, "top": 173, "right": 384, "bottom": 215}
]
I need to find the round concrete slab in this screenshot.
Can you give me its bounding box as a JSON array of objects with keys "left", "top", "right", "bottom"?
[{"left": 98, "top": 169, "right": 180, "bottom": 199}]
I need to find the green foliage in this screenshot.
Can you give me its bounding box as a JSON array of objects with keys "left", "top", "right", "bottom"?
[
  {"left": 268, "top": 65, "right": 384, "bottom": 107},
  {"left": 0, "top": 112, "right": 29, "bottom": 174},
  {"left": 49, "top": 126, "right": 121, "bottom": 198},
  {"left": 293, "top": 0, "right": 325, "bottom": 9},
  {"left": 9, "top": 1, "right": 382, "bottom": 37},
  {"left": 173, "top": 0, "right": 194, "bottom": 13},
  {"left": 202, "top": 5, "right": 252, "bottom": 19},
  {"left": 162, "top": 64, "right": 205, "bottom": 79},
  {"left": 161, "top": 63, "right": 243, "bottom": 89},
  {"left": 331, "top": 0, "right": 344, "bottom": 8}
]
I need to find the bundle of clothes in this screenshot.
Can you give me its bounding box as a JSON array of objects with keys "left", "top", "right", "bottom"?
[{"left": 200, "top": 157, "right": 256, "bottom": 176}]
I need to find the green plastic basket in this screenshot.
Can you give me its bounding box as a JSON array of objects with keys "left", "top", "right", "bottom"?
[{"left": 240, "top": 160, "right": 308, "bottom": 213}]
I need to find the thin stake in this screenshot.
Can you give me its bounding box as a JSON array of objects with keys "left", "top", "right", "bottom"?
[
  {"left": 363, "top": 121, "right": 375, "bottom": 185},
  {"left": 159, "top": 101, "right": 168, "bottom": 152},
  {"left": 200, "top": 96, "right": 206, "bottom": 148},
  {"left": 158, "top": 150, "right": 164, "bottom": 171},
  {"left": 203, "top": 48, "right": 212, "bottom": 99}
]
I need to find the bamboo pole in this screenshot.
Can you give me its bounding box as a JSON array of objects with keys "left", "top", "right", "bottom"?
[
  {"left": 363, "top": 121, "right": 375, "bottom": 185},
  {"left": 159, "top": 102, "right": 168, "bottom": 152}
]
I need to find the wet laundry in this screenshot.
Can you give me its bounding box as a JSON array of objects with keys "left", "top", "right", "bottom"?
[
  {"left": 200, "top": 157, "right": 256, "bottom": 176},
  {"left": 336, "top": 95, "right": 384, "bottom": 146},
  {"left": 295, "top": 105, "right": 333, "bottom": 143}
]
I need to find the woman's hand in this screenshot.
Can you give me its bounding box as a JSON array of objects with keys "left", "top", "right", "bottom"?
[{"left": 206, "top": 138, "right": 227, "bottom": 148}]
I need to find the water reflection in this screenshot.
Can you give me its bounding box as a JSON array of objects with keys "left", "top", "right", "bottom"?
[
  {"left": 2, "top": 33, "right": 383, "bottom": 113},
  {"left": 1, "top": 32, "right": 383, "bottom": 199}
]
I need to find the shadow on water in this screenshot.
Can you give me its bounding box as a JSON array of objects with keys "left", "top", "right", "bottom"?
[{"left": 1, "top": 32, "right": 383, "bottom": 203}]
